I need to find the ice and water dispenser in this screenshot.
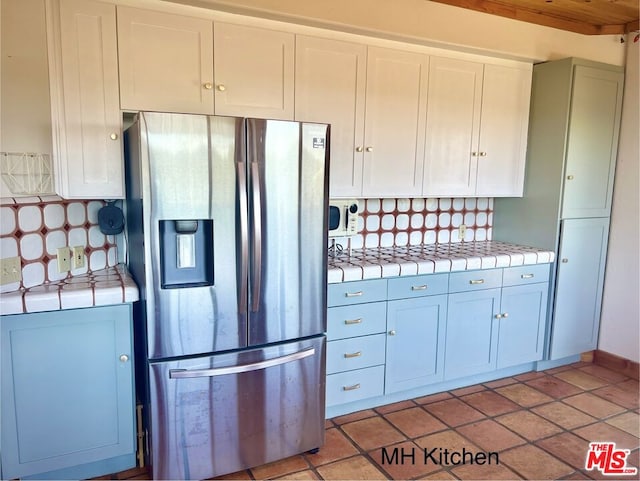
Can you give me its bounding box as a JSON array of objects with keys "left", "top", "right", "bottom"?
[{"left": 159, "top": 219, "right": 214, "bottom": 289}]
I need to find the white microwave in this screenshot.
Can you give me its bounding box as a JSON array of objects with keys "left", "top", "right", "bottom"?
[{"left": 328, "top": 199, "right": 360, "bottom": 238}]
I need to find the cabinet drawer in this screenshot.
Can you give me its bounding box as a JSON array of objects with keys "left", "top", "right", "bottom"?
[
  {"left": 448, "top": 268, "right": 502, "bottom": 293},
  {"left": 502, "top": 264, "right": 550, "bottom": 287},
  {"left": 328, "top": 279, "right": 387, "bottom": 307},
  {"left": 326, "top": 365, "right": 384, "bottom": 407},
  {"left": 327, "top": 334, "right": 386, "bottom": 374},
  {"left": 387, "top": 273, "right": 449, "bottom": 300},
  {"left": 327, "top": 302, "right": 386, "bottom": 340}
]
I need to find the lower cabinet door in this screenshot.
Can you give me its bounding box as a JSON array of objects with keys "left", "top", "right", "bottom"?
[
  {"left": 497, "top": 283, "right": 548, "bottom": 368},
  {"left": 1, "top": 305, "right": 135, "bottom": 480},
  {"left": 385, "top": 294, "right": 447, "bottom": 393},
  {"left": 444, "top": 288, "right": 500, "bottom": 380},
  {"left": 550, "top": 217, "right": 609, "bottom": 359}
]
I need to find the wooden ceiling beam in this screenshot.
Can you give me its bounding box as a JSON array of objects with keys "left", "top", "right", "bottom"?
[{"left": 429, "top": 0, "right": 628, "bottom": 35}]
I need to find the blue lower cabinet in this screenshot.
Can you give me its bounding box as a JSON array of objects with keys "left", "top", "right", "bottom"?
[
  {"left": 326, "top": 365, "right": 385, "bottom": 407},
  {"left": 497, "top": 283, "right": 548, "bottom": 369},
  {"left": 444, "top": 288, "right": 501, "bottom": 380},
  {"left": 385, "top": 294, "right": 447, "bottom": 393},
  {"left": 1, "top": 304, "right": 136, "bottom": 480}
]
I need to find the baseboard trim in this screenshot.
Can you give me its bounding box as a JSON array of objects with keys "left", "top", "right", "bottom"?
[{"left": 593, "top": 349, "right": 639, "bottom": 380}]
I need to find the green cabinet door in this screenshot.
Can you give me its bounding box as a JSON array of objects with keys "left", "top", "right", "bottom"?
[
  {"left": 561, "top": 65, "right": 623, "bottom": 219},
  {"left": 550, "top": 218, "right": 609, "bottom": 359},
  {"left": 1, "top": 304, "right": 136, "bottom": 480}
]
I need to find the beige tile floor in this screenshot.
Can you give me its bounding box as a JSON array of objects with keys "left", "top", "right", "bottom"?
[{"left": 103, "top": 361, "right": 639, "bottom": 480}]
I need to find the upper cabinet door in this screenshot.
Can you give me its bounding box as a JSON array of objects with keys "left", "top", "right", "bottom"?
[
  {"left": 295, "top": 36, "right": 367, "bottom": 198},
  {"left": 475, "top": 65, "right": 531, "bottom": 197},
  {"left": 214, "top": 23, "right": 294, "bottom": 119},
  {"left": 561, "top": 66, "right": 623, "bottom": 219},
  {"left": 117, "top": 7, "right": 214, "bottom": 114},
  {"left": 49, "top": 0, "right": 123, "bottom": 198},
  {"left": 423, "top": 57, "right": 483, "bottom": 197},
  {"left": 362, "top": 47, "right": 428, "bottom": 198}
]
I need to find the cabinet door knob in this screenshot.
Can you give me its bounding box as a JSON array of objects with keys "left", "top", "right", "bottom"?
[
  {"left": 355, "top": 146, "right": 363, "bottom": 152},
  {"left": 495, "top": 314, "right": 502, "bottom": 319},
  {"left": 388, "top": 330, "right": 396, "bottom": 336},
  {"left": 365, "top": 146, "right": 374, "bottom": 152},
  {"left": 502, "top": 312, "right": 509, "bottom": 318},
  {"left": 119, "top": 354, "right": 129, "bottom": 363},
  {"left": 479, "top": 151, "right": 487, "bottom": 157},
  {"left": 217, "top": 84, "right": 227, "bottom": 92},
  {"left": 471, "top": 152, "right": 478, "bottom": 156},
  {"left": 109, "top": 133, "right": 118, "bottom": 140},
  {"left": 561, "top": 258, "right": 569, "bottom": 263},
  {"left": 567, "top": 175, "right": 574, "bottom": 180},
  {"left": 203, "top": 82, "right": 213, "bottom": 90}
]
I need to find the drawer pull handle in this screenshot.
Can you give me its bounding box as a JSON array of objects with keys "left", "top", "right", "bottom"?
[
  {"left": 345, "top": 291, "right": 364, "bottom": 298},
  {"left": 343, "top": 383, "right": 361, "bottom": 391},
  {"left": 521, "top": 274, "right": 534, "bottom": 279},
  {"left": 344, "top": 351, "right": 362, "bottom": 359},
  {"left": 411, "top": 285, "right": 428, "bottom": 291},
  {"left": 469, "top": 279, "right": 485, "bottom": 285},
  {"left": 344, "top": 318, "right": 363, "bottom": 325}
]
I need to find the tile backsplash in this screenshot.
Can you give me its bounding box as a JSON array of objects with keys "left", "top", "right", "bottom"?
[
  {"left": 0, "top": 196, "right": 118, "bottom": 293},
  {"left": 331, "top": 197, "right": 493, "bottom": 250}
]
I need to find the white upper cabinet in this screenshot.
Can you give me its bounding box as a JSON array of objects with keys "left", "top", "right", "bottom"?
[
  {"left": 214, "top": 23, "right": 294, "bottom": 119},
  {"left": 295, "top": 36, "right": 367, "bottom": 198},
  {"left": 475, "top": 64, "right": 531, "bottom": 197},
  {"left": 423, "top": 57, "right": 483, "bottom": 197},
  {"left": 362, "top": 47, "right": 428, "bottom": 198},
  {"left": 423, "top": 57, "right": 531, "bottom": 197},
  {"left": 117, "top": 7, "right": 214, "bottom": 114},
  {"left": 47, "top": 0, "right": 123, "bottom": 199}
]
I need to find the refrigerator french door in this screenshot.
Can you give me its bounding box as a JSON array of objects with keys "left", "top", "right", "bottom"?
[{"left": 125, "top": 113, "right": 329, "bottom": 480}]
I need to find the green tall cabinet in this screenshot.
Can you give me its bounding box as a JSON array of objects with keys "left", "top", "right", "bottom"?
[{"left": 493, "top": 58, "right": 624, "bottom": 360}]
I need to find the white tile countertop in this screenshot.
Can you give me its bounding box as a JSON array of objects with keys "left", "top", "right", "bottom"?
[
  {"left": 327, "top": 241, "right": 555, "bottom": 283},
  {"left": 0, "top": 264, "right": 139, "bottom": 315}
]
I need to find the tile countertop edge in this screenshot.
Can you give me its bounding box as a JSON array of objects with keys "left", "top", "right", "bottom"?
[
  {"left": 0, "top": 264, "right": 140, "bottom": 316},
  {"left": 327, "top": 241, "right": 555, "bottom": 284}
]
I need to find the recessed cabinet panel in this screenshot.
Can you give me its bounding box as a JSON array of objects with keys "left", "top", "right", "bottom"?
[
  {"left": 117, "top": 7, "right": 214, "bottom": 114},
  {"left": 385, "top": 295, "right": 447, "bottom": 393},
  {"left": 444, "top": 288, "right": 500, "bottom": 379},
  {"left": 550, "top": 218, "right": 609, "bottom": 359},
  {"left": 1, "top": 305, "right": 135, "bottom": 479},
  {"left": 295, "top": 36, "right": 366, "bottom": 197},
  {"left": 51, "top": 0, "right": 123, "bottom": 198},
  {"left": 497, "top": 284, "right": 548, "bottom": 368},
  {"left": 214, "top": 23, "right": 294, "bottom": 119},
  {"left": 475, "top": 65, "right": 531, "bottom": 197},
  {"left": 423, "top": 57, "right": 483, "bottom": 197},
  {"left": 362, "top": 47, "right": 428, "bottom": 197},
  {"left": 561, "top": 66, "right": 623, "bottom": 219}
]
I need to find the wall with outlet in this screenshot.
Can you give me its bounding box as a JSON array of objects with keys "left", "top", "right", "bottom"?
[
  {"left": 331, "top": 197, "right": 493, "bottom": 250},
  {"left": 0, "top": 195, "right": 118, "bottom": 293}
]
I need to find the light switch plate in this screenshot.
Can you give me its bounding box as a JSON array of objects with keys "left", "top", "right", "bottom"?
[
  {"left": 57, "top": 247, "right": 71, "bottom": 273},
  {"left": 72, "top": 246, "right": 85, "bottom": 269},
  {"left": 0, "top": 256, "right": 22, "bottom": 285}
]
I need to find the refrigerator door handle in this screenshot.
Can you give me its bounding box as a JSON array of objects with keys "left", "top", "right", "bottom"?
[
  {"left": 168, "top": 347, "right": 315, "bottom": 379},
  {"left": 237, "top": 161, "right": 249, "bottom": 314},
  {"left": 250, "top": 161, "right": 262, "bottom": 312}
]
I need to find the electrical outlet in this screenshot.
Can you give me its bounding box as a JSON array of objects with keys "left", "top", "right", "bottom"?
[
  {"left": 0, "top": 256, "right": 22, "bottom": 285},
  {"left": 57, "top": 247, "right": 71, "bottom": 273},
  {"left": 459, "top": 224, "right": 467, "bottom": 240},
  {"left": 72, "top": 246, "right": 85, "bottom": 269}
]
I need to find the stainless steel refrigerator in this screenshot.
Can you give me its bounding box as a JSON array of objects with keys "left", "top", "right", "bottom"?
[{"left": 124, "top": 112, "right": 329, "bottom": 480}]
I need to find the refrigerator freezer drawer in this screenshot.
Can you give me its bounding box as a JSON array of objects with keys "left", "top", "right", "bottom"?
[{"left": 148, "top": 337, "right": 326, "bottom": 480}]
